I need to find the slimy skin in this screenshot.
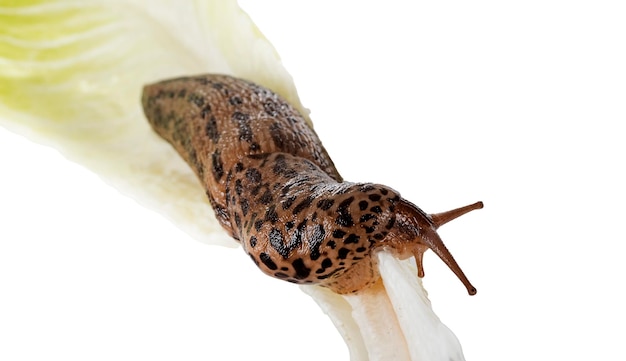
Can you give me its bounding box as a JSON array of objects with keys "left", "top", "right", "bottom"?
[{"left": 141, "top": 74, "right": 481, "bottom": 295}]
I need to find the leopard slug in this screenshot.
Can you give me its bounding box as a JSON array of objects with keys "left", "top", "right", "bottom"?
[{"left": 141, "top": 74, "right": 482, "bottom": 295}]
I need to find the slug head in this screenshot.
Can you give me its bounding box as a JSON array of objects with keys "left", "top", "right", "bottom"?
[{"left": 388, "top": 199, "right": 483, "bottom": 295}]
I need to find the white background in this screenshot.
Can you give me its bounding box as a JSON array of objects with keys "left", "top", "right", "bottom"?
[{"left": 1, "top": 1, "right": 625, "bottom": 360}]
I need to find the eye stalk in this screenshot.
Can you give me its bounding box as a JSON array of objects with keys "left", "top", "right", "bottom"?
[
  {"left": 430, "top": 201, "right": 484, "bottom": 228},
  {"left": 395, "top": 200, "right": 483, "bottom": 296}
]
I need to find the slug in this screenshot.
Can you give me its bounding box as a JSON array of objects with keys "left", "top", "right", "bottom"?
[{"left": 141, "top": 74, "right": 482, "bottom": 295}]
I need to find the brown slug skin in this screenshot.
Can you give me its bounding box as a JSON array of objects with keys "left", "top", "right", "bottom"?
[{"left": 141, "top": 74, "right": 481, "bottom": 295}]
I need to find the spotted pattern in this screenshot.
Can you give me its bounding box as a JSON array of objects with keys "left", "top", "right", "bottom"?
[
  {"left": 216, "top": 152, "right": 400, "bottom": 290},
  {"left": 141, "top": 74, "right": 476, "bottom": 295}
]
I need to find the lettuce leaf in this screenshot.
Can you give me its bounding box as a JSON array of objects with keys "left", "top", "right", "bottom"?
[{"left": 0, "top": 1, "right": 467, "bottom": 360}]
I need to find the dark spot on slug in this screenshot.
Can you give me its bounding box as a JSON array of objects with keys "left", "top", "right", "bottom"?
[
  {"left": 272, "top": 154, "right": 288, "bottom": 176},
  {"left": 368, "top": 194, "right": 381, "bottom": 202},
  {"left": 254, "top": 220, "right": 264, "bottom": 231},
  {"left": 308, "top": 224, "right": 325, "bottom": 261},
  {"left": 359, "top": 214, "right": 376, "bottom": 222},
  {"left": 269, "top": 122, "right": 285, "bottom": 149},
  {"left": 336, "top": 211, "right": 354, "bottom": 227},
  {"left": 338, "top": 248, "right": 350, "bottom": 260},
  {"left": 335, "top": 196, "right": 355, "bottom": 227},
  {"left": 264, "top": 100, "right": 279, "bottom": 116},
  {"left": 269, "top": 228, "right": 286, "bottom": 256},
  {"left": 292, "top": 196, "right": 314, "bottom": 215},
  {"left": 232, "top": 111, "right": 251, "bottom": 140},
  {"left": 229, "top": 96, "right": 242, "bottom": 106},
  {"left": 260, "top": 253, "right": 278, "bottom": 270},
  {"left": 235, "top": 179, "right": 243, "bottom": 196},
  {"left": 246, "top": 168, "right": 262, "bottom": 183},
  {"left": 358, "top": 200, "right": 368, "bottom": 211},
  {"left": 188, "top": 93, "right": 205, "bottom": 108},
  {"left": 282, "top": 195, "right": 297, "bottom": 210},
  {"left": 270, "top": 221, "right": 305, "bottom": 259},
  {"left": 316, "top": 267, "right": 345, "bottom": 280},
  {"left": 211, "top": 151, "right": 224, "bottom": 181},
  {"left": 292, "top": 258, "right": 311, "bottom": 279},
  {"left": 317, "top": 199, "right": 334, "bottom": 210},
  {"left": 332, "top": 229, "right": 346, "bottom": 238},
  {"left": 259, "top": 189, "right": 273, "bottom": 205},
  {"left": 280, "top": 183, "right": 292, "bottom": 196},
  {"left": 234, "top": 212, "right": 241, "bottom": 229},
  {"left": 240, "top": 198, "right": 249, "bottom": 216},
  {"left": 344, "top": 234, "right": 360, "bottom": 244},
  {"left": 264, "top": 205, "right": 279, "bottom": 224},
  {"left": 338, "top": 196, "right": 355, "bottom": 209},
  {"left": 204, "top": 115, "right": 220, "bottom": 142},
  {"left": 201, "top": 105, "right": 211, "bottom": 119}
]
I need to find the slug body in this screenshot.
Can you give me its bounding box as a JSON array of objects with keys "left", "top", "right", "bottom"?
[{"left": 142, "top": 74, "right": 481, "bottom": 295}]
